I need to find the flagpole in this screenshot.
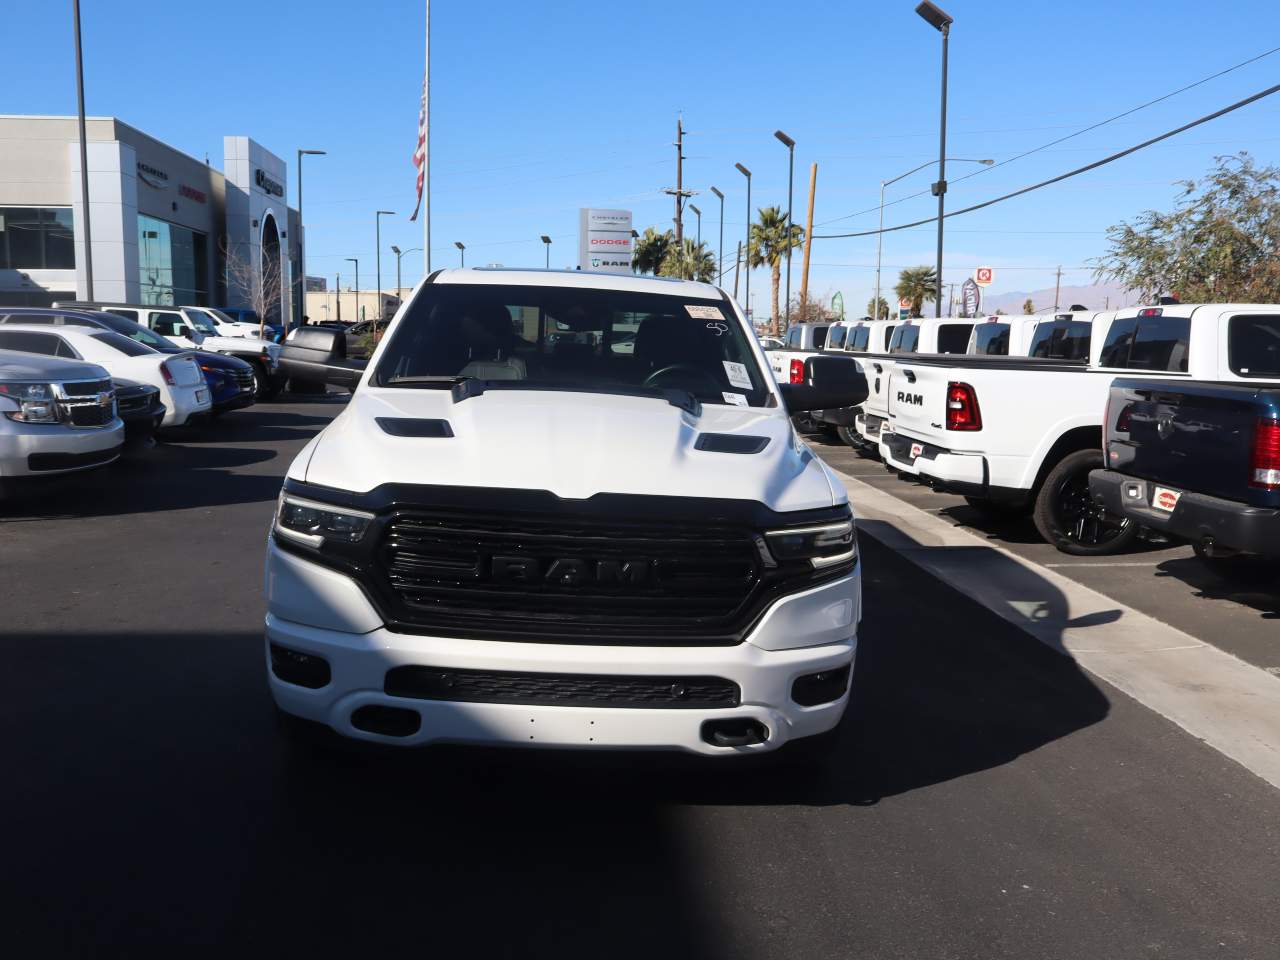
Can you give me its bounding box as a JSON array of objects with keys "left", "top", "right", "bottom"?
[{"left": 423, "top": 0, "right": 430, "bottom": 275}]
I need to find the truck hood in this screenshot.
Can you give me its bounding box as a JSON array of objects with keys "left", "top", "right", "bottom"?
[
  {"left": 298, "top": 388, "right": 840, "bottom": 512},
  {"left": 201, "top": 335, "right": 281, "bottom": 359},
  {"left": 0, "top": 349, "right": 109, "bottom": 382}
]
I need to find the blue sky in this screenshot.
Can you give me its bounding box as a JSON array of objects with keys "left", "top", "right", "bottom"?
[{"left": 5, "top": 0, "right": 1279, "bottom": 316}]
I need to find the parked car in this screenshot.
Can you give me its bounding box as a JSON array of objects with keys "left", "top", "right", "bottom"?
[
  {"left": 341, "top": 319, "right": 390, "bottom": 360},
  {"left": 53, "top": 301, "right": 284, "bottom": 398},
  {"left": 1091, "top": 360, "right": 1280, "bottom": 571},
  {"left": 0, "top": 325, "right": 210, "bottom": 428},
  {"left": 201, "top": 306, "right": 284, "bottom": 343},
  {"left": 265, "top": 268, "right": 867, "bottom": 757},
  {"left": 877, "top": 303, "right": 1280, "bottom": 555},
  {"left": 758, "top": 335, "right": 785, "bottom": 351},
  {"left": 0, "top": 308, "right": 251, "bottom": 419},
  {"left": 0, "top": 349, "right": 124, "bottom": 491},
  {"left": 112, "top": 378, "right": 165, "bottom": 445}
]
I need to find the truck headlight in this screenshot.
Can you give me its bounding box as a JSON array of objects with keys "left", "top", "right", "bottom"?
[
  {"left": 765, "top": 519, "right": 857, "bottom": 569},
  {"left": 0, "top": 381, "right": 60, "bottom": 423},
  {"left": 274, "top": 493, "right": 374, "bottom": 548}
]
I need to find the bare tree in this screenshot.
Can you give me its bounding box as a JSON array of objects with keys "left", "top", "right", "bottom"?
[{"left": 221, "top": 238, "right": 282, "bottom": 341}]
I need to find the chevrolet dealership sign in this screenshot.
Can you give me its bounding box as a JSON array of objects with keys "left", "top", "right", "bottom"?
[{"left": 578, "top": 208, "right": 633, "bottom": 274}]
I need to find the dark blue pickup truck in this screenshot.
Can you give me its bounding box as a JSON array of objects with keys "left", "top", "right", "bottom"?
[{"left": 1090, "top": 377, "right": 1280, "bottom": 568}]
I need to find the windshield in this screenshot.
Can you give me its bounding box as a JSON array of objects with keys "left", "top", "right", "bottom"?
[
  {"left": 92, "top": 331, "right": 158, "bottom": 357},
  {"left": 94, "top": 313, "right": 180, "bottom": 352},
  {"left": 373, "top": 283, "right": 771, "bottom": 407},
  {"left": 183, "top": 309, "right": 220, "bottom": 336}
]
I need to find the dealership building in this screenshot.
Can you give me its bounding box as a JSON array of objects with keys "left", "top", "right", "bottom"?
[{"left": 0, "top": 115, "right": 304, "bottom": 324}]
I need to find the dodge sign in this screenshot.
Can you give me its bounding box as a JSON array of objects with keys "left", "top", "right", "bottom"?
[{"left": 579, "top": 208, "right": 633, "bottom": 275}]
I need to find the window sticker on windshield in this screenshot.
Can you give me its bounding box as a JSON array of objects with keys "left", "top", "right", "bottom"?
[
  {"left": 686, "top": 304, "right": 723, "bottom": 320},
  {"left": 723, "top": 361, "right": 752, "bottom": 389},
  {"left": 722, "top": 392, "right": 749, "bottom": 407}
]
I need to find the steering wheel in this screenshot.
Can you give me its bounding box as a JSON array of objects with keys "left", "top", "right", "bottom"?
[{"left": 643, "top": 363, "right": 720, "bottom": 393}]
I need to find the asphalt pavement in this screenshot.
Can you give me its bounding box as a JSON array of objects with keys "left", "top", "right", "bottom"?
[{"left": 2, "top": 401, "right": 1278, "bottom": 958}]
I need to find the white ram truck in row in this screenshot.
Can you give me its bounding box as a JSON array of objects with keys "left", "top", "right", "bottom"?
[
  {"left": 876, "top": 303, "right": 1278, "bottom": 554},
  {"left": 265, "top": 268, "right": 869, "bottom": 757}
]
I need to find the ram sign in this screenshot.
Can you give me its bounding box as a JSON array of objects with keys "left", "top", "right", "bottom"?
[{"left": 579, "top": 208, "right": 633, "bottom": 274}]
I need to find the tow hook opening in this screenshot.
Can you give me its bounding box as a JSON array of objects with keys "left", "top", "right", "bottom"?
[{"left": 701, "top": 718, "right": 770, "bottom": 748}]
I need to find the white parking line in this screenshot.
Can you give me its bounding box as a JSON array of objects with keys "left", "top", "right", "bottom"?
[
  {"left": 834, "top": 468, "right": 1280, "bottom": 792},
  {"left": 1045, "top": 562, "right": 1164, "bottom": 568}
]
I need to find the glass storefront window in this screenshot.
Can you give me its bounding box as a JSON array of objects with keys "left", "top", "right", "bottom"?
[
  {"left": 138, "top": 214, "right": 208, "bottom": 306},
  {"left": 0, "top": 207, "right": 75, "bottom": 269}
]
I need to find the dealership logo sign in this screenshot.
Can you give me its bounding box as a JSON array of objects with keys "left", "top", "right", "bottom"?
[
  {"left": 255, "top": 168, "right": 285, "bottom": 198},
  {"left": 136, "top": 161, "right": 169, "bottom": 189}
]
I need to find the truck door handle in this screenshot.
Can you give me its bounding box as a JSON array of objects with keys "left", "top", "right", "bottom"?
[
  {"left": 903, "top": 370, "right": 916, "bottom": 383},
  {"left": 872, "top": 363, "right": 883, "bottom": 373}
]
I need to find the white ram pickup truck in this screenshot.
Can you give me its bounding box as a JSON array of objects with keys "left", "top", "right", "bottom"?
[
  {"left": 853, "top": 316, "right": 977, "bottom": 447},
  {"left": 765, "top": 320, "right": 834, "bottom": 384},
  {"left": 265, "top": 269, "right": 869, "bottom": 758},
  {"left": 876, "top": 303, "right": 1278, "bottom": 554}
]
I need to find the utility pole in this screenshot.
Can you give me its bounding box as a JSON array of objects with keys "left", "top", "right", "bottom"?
[
  {"left": 335, "top": 273, "right": 341, "bottom": 321},
  {"left": 1054, "top": 265, "right": 1063, "bottom": 310},
  {"left": 733, "top": 241, "right": 742, "bottom": 300},
  {"left": 947, "top": 282, "right": 956, "bottom": 316},
  {"left": 664, "top": 116, "right": 694, "bottom": 246},
  {"left": 798, "top": 162, "right": 817, "bottom": 317},
  {"left": 72, "top": 0, "right": 94, "bottom": 300}
]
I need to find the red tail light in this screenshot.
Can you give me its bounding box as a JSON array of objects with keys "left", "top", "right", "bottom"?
[
  {"left": 1250, "top": 419, "right": 1280, "bottom": 490},
  {"left": 946, "top": 382, "right": 982, "bottom": 431},
  {"left": 789, "top": 358, "right": 804, "bottom": 384},
  {"left": 160, "top": 361, "right": 176, "bottom": 385}
]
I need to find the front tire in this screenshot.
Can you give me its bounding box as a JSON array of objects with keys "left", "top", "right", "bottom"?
[{"left": 1033, "top": 448, "right": 1139, "bottom": 556}]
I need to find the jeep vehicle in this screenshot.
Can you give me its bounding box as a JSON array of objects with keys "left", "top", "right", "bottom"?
[{"left": 265, "top": 269, "right": 867, "bottom": 756}]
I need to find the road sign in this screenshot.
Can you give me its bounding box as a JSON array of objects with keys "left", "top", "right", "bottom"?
[
  {"left": 831, "top": 291, "right": 844, "bottom": 320},
  {"left": 961, "top": 277, "right": 980, "bottom": 317},
  {"left": 974, "top": 266, "right": 994, "bottom": 287},
  {"left": 898, "top": 297, "right": 911, "bottom": 321}
]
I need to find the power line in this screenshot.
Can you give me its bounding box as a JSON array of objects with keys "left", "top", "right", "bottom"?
[
  {"left": 814, "top": 43, "right": 1280, "bottom": 229},
  {"left": 813, "top": 81, "right": 1280, "bottom": 240}
]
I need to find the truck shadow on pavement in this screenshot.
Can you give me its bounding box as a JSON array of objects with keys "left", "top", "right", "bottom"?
[{"left": 1155, "top": 556, "right": 1280, "bottom": 619}]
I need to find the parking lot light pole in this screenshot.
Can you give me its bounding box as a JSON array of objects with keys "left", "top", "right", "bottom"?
[
  {"left": 345, "top": 257, "right": 359, "bottom": 321},
  {"left": 774, "top": 130, "right": 795, "bottom": 327},
  {"left": 540, "top": 235, "right": 552, "bottom": 268},
  {"left": 72, "top": 0, "right": 94, "bottom": 300},
  {"left": 295, "top": 149, "right": 325, "bottom": 330},
  {"left": 874, "top": 156, "right": 990, "bottom": 322},
  {"left": 709, "top": 186, "right": 725, "bottom": 284},
  {"left": 391, "top": 245, "right": 421, "bottom": 302},
  {"left": 916, "top": 0, "right": 954, "bottom": 318},
  {"left": 454, "top": 241, "right": 465, "bottom": 267},
  {"left": 735, "top": 163, "right": 751, "bottom": 324},
  {"left": 689, "top": 204, "right": 701, "bottom": 248},
  {"left": 375, "top": 210, "right": 394, "bottom": 321}
]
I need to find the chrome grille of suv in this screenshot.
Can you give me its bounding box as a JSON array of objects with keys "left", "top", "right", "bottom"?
[{"left": 56, "top": 379, "right": 115, "bottom": 428}]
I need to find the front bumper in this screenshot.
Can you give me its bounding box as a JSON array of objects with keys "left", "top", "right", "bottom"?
[
  {"left": 1090, "top": 469, "right": 1280, "bottom": 557},
  {"left": 265, "top": 540, "right": 860, "bottom": 755},
  {"left": 0, "top": 418, "right": 124, "bottom": 477}
]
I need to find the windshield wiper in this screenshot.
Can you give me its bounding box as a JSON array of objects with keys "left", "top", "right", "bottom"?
[{"left": 380, "top": 375, "right": 472, "bottom": 389}]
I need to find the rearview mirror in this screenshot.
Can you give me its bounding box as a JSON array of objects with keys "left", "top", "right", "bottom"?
[{"left": 780, "top": 356, "right": 867, "bottom": 420}]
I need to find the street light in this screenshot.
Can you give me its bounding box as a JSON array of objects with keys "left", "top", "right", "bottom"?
[
  {"left": 689, "top": 204, "right": 701, "bottom": 248},
  {"left": 874, "top": 157, "right": 990, "bottom": 321},
  {"left": 454, "top": 241, "right": 465, "bottom": 267},
  {"left": 540, "top": 235, "right": 552, "bottom": 269},
  {"left": 295, "top": 149, "right": 325, "bottom": 330},
  {"left": 345, "top": 257, "right": 359, "bottom": 322},
  {"left": 375, "top": 210, "right": 395, "bottom": 322},
  {"left": 72, "top": 0, "right": 93, "bottom": 300},
  {"left": 735, "top": 163, "right": 751, "bottom": 325},
  {"left": 390, "top": 245, "right": 421, "bottom": 301},
  {"left": 774, "top": 129, "right": 796, "bottom": 328},
  {"left": 916, "top": 0, "right": 954, "bottom": 317},
  {"left": 709, "top": 186, "right": 725, "bottom": 284}
]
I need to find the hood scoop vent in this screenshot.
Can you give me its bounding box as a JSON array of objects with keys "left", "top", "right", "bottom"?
[
  {"left": 376, "top": 417, "right": 455, "bottom": 438},
  {"left": 694, "top": 433, "right": 770, "bottom": 455}
]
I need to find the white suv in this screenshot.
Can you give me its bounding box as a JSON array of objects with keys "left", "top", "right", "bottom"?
[{"left": 265, "top": 269, "right": 867, "bottom": 757}]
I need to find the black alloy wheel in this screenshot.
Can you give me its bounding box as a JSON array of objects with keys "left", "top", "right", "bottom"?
[{"left": 1033, "top": 448, "right": 1139, "bottom": 556}]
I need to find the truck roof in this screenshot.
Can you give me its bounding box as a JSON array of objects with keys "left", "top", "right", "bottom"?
[{"left": 432, "top": 267, "right": 725, "bottom": 299}]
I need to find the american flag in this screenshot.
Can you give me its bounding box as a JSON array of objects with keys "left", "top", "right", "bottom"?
[{"left": 409, "top": 68, "right": 427, "bottom": 222}]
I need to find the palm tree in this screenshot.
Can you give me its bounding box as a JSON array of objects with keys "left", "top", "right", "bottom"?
[
  {"left": 747, "top": 206, "right": 804, "bottom": 335},
  {"left": 866, "top": 296, "right": 891, "bottom": 321},
  {"left": 631, "top": 227, "right": 673, "bottom": 275},
  {"left": 661, "top": 238, "right": 717, "bottom": 283},
  {"left": 894, "top": 266, "right": 938, "bottom": 318}
]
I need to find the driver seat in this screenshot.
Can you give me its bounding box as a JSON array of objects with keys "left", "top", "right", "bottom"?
[{"left": 634, "top": 313, "right": 708, "bottom": 374}]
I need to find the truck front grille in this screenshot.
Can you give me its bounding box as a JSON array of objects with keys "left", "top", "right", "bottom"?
[
  {"left": 377, "top": 510, "right": 760, "bottom": 643},
  {"left": 384, "top": 665, "right": 741, "bottom": 709}
]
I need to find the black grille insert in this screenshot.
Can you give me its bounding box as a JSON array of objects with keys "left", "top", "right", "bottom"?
[
  {"left": 379, "top": 510, "right": 760, "bottom": 642},
  {"left": 385, "top": 665, "right": 741, "bottom": 709},
  {"left": 60, "top": 378, "right": 111, "bottom": 397},
  {"left": 65, "top": 402, "right": 114, "bottom": 427}
]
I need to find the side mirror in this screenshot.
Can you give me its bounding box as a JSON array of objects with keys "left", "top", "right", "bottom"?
[{"left": 780, "top": 355, "right": 867, "bottom": 422}]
